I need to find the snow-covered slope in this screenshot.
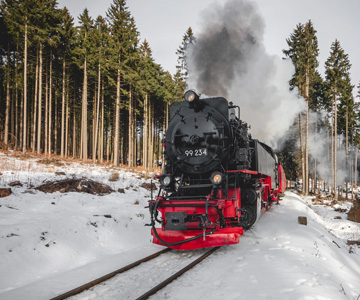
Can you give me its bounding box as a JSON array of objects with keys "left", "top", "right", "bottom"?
[
  {"left": 154, "top": 193, "right": 360, "bottom": 300},
  {"left": 1, "top": 151, "right": 360, "bottom": 300}
]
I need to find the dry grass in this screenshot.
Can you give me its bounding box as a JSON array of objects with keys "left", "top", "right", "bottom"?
[
  {"left": 0, "top": 149, "right": 161, "bottom": 179},
  {"left": 37, "top": 158, "right": 64, "bottom": 167},
  {"left": 0, "top": 150, "right": 42, "bottom": 172},
  {"left": 140, "top": 182, "right": 157, "bottom": 191},
  {"left": 108, "top": 172, "right": 119, "bottom": 182}
]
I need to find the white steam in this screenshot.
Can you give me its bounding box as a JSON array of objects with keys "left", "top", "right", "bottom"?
[
  {"left": 186, "top": 0, "right": 305, "bottom": 148},
  {"left": 307, "top": 111, "right": 355, "bottom": 186}
]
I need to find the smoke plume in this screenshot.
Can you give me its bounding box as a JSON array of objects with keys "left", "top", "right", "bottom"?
[
  {"left": 307, "top": 111, "right": 354, "bottom": 186},
  {"left": 186, "top": 0, "right": 305, "bottom": 148}
]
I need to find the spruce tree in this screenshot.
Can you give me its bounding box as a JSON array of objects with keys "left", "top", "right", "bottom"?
[
  {"left": 91, "top": 15, "right": 109, "bottom": 162},
  {"left": 138, "top": 40, "right": 157, "bottom": 170},
  {"left": 76, "top": 9, "right": 93, "bottom": 161},
  {"left": 58, "top": 7, "right": 75, "bottom": 157},
  {"left": 107, "top": 0, "right": 138, "bottom": 166},
  {"left": 283, "top": 20, "right": 320, "bottom": 195},
  {"left": 175, "top": 27, "right": 195, "bottom": 87},
  {"left": 325, "top": 39, "right": 353, "bottom": 198}
]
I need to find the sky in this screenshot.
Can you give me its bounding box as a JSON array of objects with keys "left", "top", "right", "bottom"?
[{"left": 57, "top": 0, "right": 360, "bottom": 95}]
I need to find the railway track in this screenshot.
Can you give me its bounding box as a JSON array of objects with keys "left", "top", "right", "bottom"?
[{"left": 50, "top": 246, "right": 219, "bottom": 300}]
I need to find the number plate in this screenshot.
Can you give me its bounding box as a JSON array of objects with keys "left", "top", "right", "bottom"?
[{"left": 184, "top": 148, "right": 208, "bottom": 157}]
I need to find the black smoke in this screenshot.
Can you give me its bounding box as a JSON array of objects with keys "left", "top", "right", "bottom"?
[{"left": 187, "top": 0, "right": 305, "bottom": 147}]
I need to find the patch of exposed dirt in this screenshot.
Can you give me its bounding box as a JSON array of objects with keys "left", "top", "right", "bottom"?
[
  {"left": 55, "top": 171, "right": 66, "bottom": 175},
  {"left": 347, "top": 240, "right": 360, "bottom": 246},
  {"left": 348, "top": 200, "right": 360, "bottom": 223},
  {"left": 36, "top": 158, "right": 65, "bottom": 167},
  {"left": 36, "top": 178, "right": 114, "bottom": 195},
  {"left": 334, "top": 207, "right": 347, "bottom": 213},
  {"left": 0, "top": 188, "right": 11, "bottom": 198},
  {"left": 140, "top": 182, "right": 157, "bottom": 191}
]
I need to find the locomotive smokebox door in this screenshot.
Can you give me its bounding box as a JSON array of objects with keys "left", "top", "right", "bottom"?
[{"left": 165, "top": 212, "right": 188, "bottom": 231}]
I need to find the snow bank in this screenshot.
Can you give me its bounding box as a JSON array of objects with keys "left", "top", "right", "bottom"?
[{"left": 1, "top": 151, "right": 360, "bottom": 299}]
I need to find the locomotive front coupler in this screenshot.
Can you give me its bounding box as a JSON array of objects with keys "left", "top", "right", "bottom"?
[{"left": 146, "top": 199, "right": 161, "bottom": 226}]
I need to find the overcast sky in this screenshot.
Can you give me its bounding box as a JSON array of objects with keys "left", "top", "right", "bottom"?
[{"left": 57, "top": 0, "right": 360, "bottom": 95}]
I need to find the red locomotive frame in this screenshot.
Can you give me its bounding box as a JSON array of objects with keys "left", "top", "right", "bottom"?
[{"left": 150, "top": 167, "right": 286, "bottom": 250}]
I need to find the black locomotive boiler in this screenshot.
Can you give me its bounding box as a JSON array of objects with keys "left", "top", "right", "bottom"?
[{"left": 149, "top": 90, "right": 286, "bottom": 250}]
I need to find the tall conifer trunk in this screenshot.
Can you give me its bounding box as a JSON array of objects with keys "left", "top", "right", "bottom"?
[
  {"left": 61, "top": 58, "right": 66, "bottom": 157},
  {"left": 345, "top": 107, "right": 349, "bottom": 198},
  {"left": 334, "top": 91, "right": 338, "bottom": 198},
  {"left": 22, "top": 16, "right": 28, "bottom": 153},
  {"left": 331, "top": 103, "right": 334, "bottom": 191},
  {"left": 299, "top": 113, "right": 305, "bottom": 194},
  {"left": 4, "top": 43, "right": 11, "bottom": 145},
  {"left": 93, "top": 63, "right": 101, "bottom": 162},
  {"left": 48, "top": 54, "right": 52, "bottom": 156},
  {"left": 32, "top": 50, "right": 38, "bottom": 152},
  {"left": 37, "top": 44, "right": 43, "bottom": 154},
  {"left": 81, "top": 56, "right": 88, "bottom": 161},
  {"left": 72, "top": 90, "right": 77, "bottom": 158},
  {"left": 305, "top": 66, "right": 310, "bottom": 195},
  {"left": 54, "top": 90, "right": 58, "bottom": 154},
  {"left": 11, "top": 93, "right": 15, "bottom": 141},
  {"left": 15, "top": 48, "right": 19, "bottom": 149},
  {"left": 44, "top": 58, "right": 48, "bottom": 156},
  {"left": 114, "top": 56, "right": 121, "bottom": 166},
  {"left": 143, "top": 94, "right": 149, "bottom": 169},
  {"left": 65, "top": 82, "right": 69, "bottom": 158},
  {"left": 150, "top": 101, "right": 154, "bottom": 168},
  {"left": 100, "top": 82, "right": 104, "bottom": 163},
  {"left": 128, "top": 86, "right": 132, "bottom": 167}
]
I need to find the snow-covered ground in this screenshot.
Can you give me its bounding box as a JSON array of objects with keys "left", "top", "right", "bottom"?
[{"left": 1, "top": 150, "right": 360, "bottom": 300}]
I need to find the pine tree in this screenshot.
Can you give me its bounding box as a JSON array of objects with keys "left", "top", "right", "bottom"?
[
  {"left": 325, "top": 39, "right": 352, "bottom": 198},
  {"left": 175, "top": 27, "right": 195, "bottom": 87},
  {"left": 91, "top": 15, "right": 109, "bottom": 162},
  {"left": 58, "top": 7, "right": 74, "bottom": 158},
  {"left": 76, "top": 9, "right": 93, "bottom": 161},
  {"left": 107, "top": 0, "right": 138, "bottom": 166},
  {"left": 139, "top": 40, "right": 154, "bottom": 170},
  {"left": 283, "top": 20, "right": 320, "bottom": 195}
]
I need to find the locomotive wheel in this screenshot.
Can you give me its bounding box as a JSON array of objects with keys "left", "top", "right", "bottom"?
[{"left": 239, "top": 205, "right": 256, "bottom": 230}]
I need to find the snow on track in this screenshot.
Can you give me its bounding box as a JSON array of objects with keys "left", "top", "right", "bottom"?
[
  {"left": 68, "top": 249, "right": 208, "bottom": 300},
  {"left": 152, "top": 192, "right": 360, "bottom": 300}
]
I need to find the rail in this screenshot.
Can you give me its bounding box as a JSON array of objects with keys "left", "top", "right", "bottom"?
[{"left": 49, "top": 248, "right": 171, "bottom": 300}]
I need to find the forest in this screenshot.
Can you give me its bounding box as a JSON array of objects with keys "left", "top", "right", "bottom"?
[
  {"left": 0, "top": 0, "right": 186, "bottom": 169},
  {"left": 0, "top": 0, "right": 360, "bottom": 198},
  {"left": 282, "top": 20, "right": 360, "bottom": 198}
]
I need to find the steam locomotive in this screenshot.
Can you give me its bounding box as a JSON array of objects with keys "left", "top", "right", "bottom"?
[{"left": 148, "top": 90, "right": 286, "bottom": 250}]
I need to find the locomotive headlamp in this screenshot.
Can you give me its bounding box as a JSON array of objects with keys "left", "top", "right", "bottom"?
[
  {"left": 161, "top": 175, "right": 172, "bottom": 187},
  {"left": 184, "top": 90, "right": 199, "bottom": 103},
  {"left": 211, "top": 172, "right": 224, "bottom": 185}
]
